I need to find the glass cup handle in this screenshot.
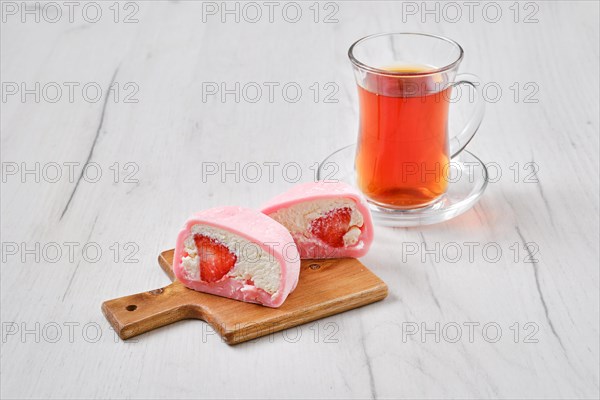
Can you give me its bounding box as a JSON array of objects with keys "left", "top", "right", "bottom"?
[{"left": 449, "top": 73, "right": 486, "bottom": 158}]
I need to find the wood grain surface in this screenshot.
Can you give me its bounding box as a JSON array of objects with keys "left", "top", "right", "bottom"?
[
  {"left": 2, "top": 2, "right": 598, "bottom": 399},
  {"left": 102, "top": 250, "right": 388, "bottom": 344}
]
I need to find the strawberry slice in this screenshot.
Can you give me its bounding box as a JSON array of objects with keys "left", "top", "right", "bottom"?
[
  {"left": 309, "top": 207, "right": 353, "bottom": 248},
  {"left": 194, "top": 235, "right": 237, "bottom": 283}
]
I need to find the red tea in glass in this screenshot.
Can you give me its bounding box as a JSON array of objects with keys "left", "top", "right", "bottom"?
[
  {"left": 349, "top": 33, "right": 485, "bottom": 210},
  {"left": 355, "top": 65, "right": 452, "bottom": 208}
]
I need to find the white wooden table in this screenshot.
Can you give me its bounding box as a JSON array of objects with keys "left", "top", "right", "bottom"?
[{"left": 1, "top": 1, "right": 598, "bottom": 399}]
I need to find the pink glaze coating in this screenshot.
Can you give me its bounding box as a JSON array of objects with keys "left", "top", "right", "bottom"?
[
  {"left": 173, "top": 206, "right": 300, "bottom": 308},
  {"left": 261, "top": 181, "right": 374, "bottom": 259}
]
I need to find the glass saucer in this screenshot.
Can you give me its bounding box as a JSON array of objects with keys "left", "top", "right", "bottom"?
[{"left": 317, "top": 144, "right": 488, "bottom": 227}]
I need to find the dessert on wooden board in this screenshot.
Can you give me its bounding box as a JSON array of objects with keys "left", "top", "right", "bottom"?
[
  {"left": 102, "top": 181, "right": 383, "bottom": 341},
  {"left": 261, "top": 181, "right": 374, "bottom": 259},
  {"left": 171, "top": 181, "right": 375, "bottom": 307},
  {"left": 173, "top": 206, "right": 300, "bottom": 308}
]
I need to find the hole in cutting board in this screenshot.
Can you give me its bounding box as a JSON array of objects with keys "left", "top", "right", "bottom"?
[{"left": 126, "top": 305, "right": 137, "bottom": 311}]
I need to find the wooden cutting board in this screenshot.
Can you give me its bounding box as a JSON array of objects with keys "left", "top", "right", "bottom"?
[{"left": 102, "top": 249, "right": 388, "bottom": 345}]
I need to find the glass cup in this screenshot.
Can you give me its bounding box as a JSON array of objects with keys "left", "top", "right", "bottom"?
[{"left": 349, "top": 32, "right": 485, "bottom": 210}]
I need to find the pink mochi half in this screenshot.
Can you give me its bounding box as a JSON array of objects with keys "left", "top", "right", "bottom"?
[
  {"left": 173, "top": 206, "right": 300, "bottom": 308},
  {"left": 261, "top": 181, "right": 374, "bottom": 259}
]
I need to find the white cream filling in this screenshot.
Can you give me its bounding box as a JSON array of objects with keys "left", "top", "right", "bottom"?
[
  {"left": 182, "top": 225, "right": 281, "bottom": 295},
  {"left": 343, "top": 226, "right": 362, "bottom": 247},
  {"left": 268, "top": 199, "right": 364, "bottom": 246}
]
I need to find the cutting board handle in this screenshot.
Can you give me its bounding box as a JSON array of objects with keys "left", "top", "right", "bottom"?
[{"left": 101, "top": 282, "right": 200, "bottom": 339}]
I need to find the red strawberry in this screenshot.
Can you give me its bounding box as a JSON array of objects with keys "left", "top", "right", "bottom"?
[
  {"left": 194, "top": 235, "right": 237, "bottom": 283},
  {"left": 309, "top": 207, "right": 352, "bottom": 248}
]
